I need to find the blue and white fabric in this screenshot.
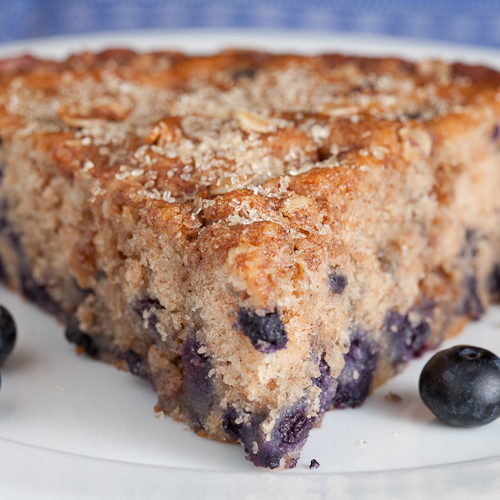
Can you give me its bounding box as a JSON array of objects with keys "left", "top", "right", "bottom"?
[{"left": 0, "top": 0, "right": 499, "bottom": 47}]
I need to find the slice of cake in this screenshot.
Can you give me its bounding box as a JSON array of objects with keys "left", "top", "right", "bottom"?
[{"left": 0, "top": 48, "right": 499, "bottom": 469}]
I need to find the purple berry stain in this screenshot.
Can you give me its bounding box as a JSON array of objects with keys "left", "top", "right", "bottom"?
[
  {"left": 222, "top": 402, "right": 316, "bottom": 469},
  {"left": 461, "top": 229, "right": 484, "bottom": 320},
  {"left": 332, "top": 332, "right": 378, "bottom": 409},
  {"left": 463, "top": 275, "right": 484, "bottom": 320},
  {"left": 182, "top": 333, "right": 213, "bottom": 425},
  {"left": 65, "top": 316, "right": 99, "bottom": 358},
  {"left": 312, "top": 355, "right": 338, "bottom": 412},
  {"left": 386, "top": 309, "right": 431, "bottom": 365},
  {"left": 0, "top": 205, "right": 63, "bottom": 317},
  {"left": 133, "top": 297, "right": 164, "bottom": 339},
  {"left": 118, "top": 349, "right": 149, "bottom": 379}
]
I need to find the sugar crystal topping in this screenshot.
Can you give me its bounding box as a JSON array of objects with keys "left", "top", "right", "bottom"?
[{"left": 1, "top": 50, "right": 475, "bottom": 219}]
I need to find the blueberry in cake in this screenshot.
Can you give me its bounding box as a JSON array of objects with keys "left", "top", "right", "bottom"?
[{"left": 0, "top": 49, "right": 500, "bottom": 469}]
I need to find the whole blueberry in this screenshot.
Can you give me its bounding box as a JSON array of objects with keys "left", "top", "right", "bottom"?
[
  {"left": 419, "top": 345, "right": 500, "bottom": 427},
  {"left": 0, "top": 305, "right": 16, "bottom": 364}
]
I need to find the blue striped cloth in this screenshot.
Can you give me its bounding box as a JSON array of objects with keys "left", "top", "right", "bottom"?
[{"left": 0, "top": 0, "right": 500, "bottom": 47}]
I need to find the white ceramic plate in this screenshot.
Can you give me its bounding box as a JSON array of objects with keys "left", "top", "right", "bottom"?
[{"left": 1, "top": 29, "right": 500, "bottom": 500}]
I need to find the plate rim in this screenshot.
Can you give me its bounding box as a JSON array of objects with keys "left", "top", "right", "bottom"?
[
  {"left": 1, "top": 27, "right": 500, "bottom": 61},
  {"left": 1, "top": 28, "right": 500, "bottom": 499}
]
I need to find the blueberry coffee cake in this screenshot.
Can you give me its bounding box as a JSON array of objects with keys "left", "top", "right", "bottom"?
[{"left": 0, "top": 48, "right": 500, "bottom": 469}]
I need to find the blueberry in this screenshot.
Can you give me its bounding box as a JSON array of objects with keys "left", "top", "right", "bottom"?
[
  {"left": 489, "top": 264, "right": 500, "bottom": 297},
  {"left": 419, "top": 345, "right": 500, "bottom": 427},
  {"left": 221, "top": 408, "right": 245, "bottom": 441},
  {"left": 237, "top": 308, "right": 288, "bottom": 353},
  {"left": 328, "top": 272, "right": 347, "bottom": 294},
  {"left": 277, "top": 408, "right": 311, "bottom": 445},
  {"left": 233, "top": 67, "right": 257, "bottom": 80},
  {"left": 492, "top": 124, "right": 500, "bottom": 141},
  {"left": 0, "top": 305, "right": 16, "bottom": 364}
]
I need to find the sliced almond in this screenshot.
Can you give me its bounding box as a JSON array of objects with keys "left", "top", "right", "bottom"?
[
  {"left": 58, "top": 100, "right": 133, "bottom": 128},
  {"left": 146, "top": 120, "right": 184, "bottom": 146},
  {"left": 237, "top": 111, "right": 275, "bottom": 134},
  {"left": 281, "top": 195, "right": 311, "bottom": 215},
  {"left": 209, "top": 173, "right": 252, "bottom": 195},
  {"left": 58, "top": 105, "right": 102, "bottom": 128},
  {"left": 322, "top": 104, "right": 360, "bottom": 117}
]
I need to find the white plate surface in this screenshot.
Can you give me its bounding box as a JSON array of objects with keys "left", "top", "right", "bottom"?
[{"left": 1, "top": 29, "right": 500, "bottom": 500}]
